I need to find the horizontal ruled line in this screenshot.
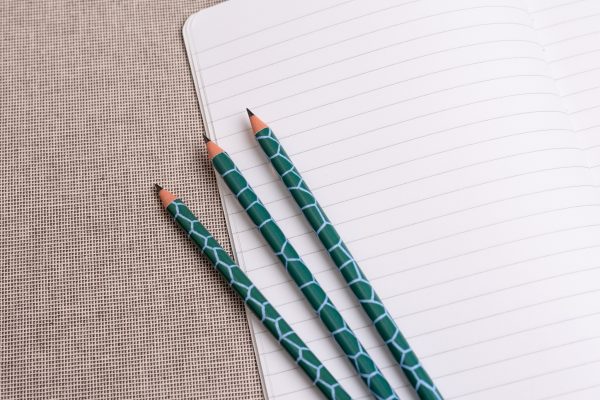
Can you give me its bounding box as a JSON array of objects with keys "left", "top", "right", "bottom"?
[
  {"left": 229, "top": 148, "right": 581, "bottom": 224},
  {"left": 236, "top": 166, "right": 590, "bottom": 274},
  {"left": 274, "top": 341, "right": 600, "bottom": 399},
  {"left": 248, "top": 189, "right": 599, "bottom": 293},
  {"left": 248, "top": 204, "right": 600, "bottom": 316},
  {"left": 577, "top": 124, "right": 600, "bottom": 133},
  {"left": 570, "top": 103, "right": 600, "bottom": 115},
  {"left": 549, "top": 48, "right": 600, "bottom": 64},
  {"left": 211, "top": 43, "right": 543, "bottom": 124},
  {"left": 555, "top": 65, "right": 600, "bottom": 81},
  {"left": 241, "top": 192, "right": 595, "bottom": 261},
  {"left": 231, "top": 111, "right": 570, "bottom": 182},
  {"left": 536, "top": 11, "right": 600, "bottom": 30},
  {"left": 267, "top": 309, "right": 600, "bottom": 389},
  {"left": 543, "top": 29, "right": 600, "bottom": 46},
  {"left": 229, "top": 94, "right": 563, "bottom": 160},
  {"left": 450, "top": 358, "right": 600, "bottom": 399},
  {"left": 206, "top": 22, "right": 535, "bottom": 99},
  {"left": 532, "top": 0, "right": 590, "bottom": 14},
  {"left": 232, "top": 128, "right": 571, "bottom": 219},
  {"left": 199, "top": 0, "right": 421, "bottom": 69},
  {"left": 562, "top": 84, "right": 600, "bottom": 97},
  {"left": 262, "top": 288, "right": 600, "bottom": 375},
  {"left": 251, "top": 226, "right": 600, "bottom": 337},
  {"left": 217, "top": 71, "right": 550, "bottom": 139},
  {"left": 194, "top": 0, "right": 358, "bottom": 54},
  {"left": 538, "top": 382, "right": 600, "bottom": 400}
]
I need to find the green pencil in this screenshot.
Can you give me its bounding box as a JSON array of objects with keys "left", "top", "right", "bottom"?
[
  {"left": 247, "top": 110, "right": 443, "bottom": 400},
  {"left": 205, "top": 138, "right": 399, "bottom": 400},
  {"left": 156, "top": 185, "right": 351, "bottom": 400}
]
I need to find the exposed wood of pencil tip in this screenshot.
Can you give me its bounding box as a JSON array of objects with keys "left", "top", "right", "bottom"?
[
  {"left": 155, "top": 184, "right": 177, "bottom": 208},
  {"left": 246, "top": 108, "right": 268, "bottom": 134},
  {"left": 206, "top": 138, "right": 225, "bottom": 160}
]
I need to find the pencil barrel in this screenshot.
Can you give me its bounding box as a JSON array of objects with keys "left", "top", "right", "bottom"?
[
  {"left": 254, "top": 127, "right": 444, "bottom": 400},
  {"left": 212, "top": 152, "right": 400, "bottom": 400},
  {"left": 164, "top": 199, "right": 351, "bottom": 400}
]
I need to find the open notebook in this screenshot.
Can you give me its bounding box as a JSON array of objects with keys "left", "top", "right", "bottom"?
[{"left": 183, "top": 0, "right": 600, "bottom": 398}]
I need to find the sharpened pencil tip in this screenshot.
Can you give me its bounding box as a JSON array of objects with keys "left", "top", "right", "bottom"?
[
  {"left": 157, "top": 186, "right": 177, "bottom": 208},
  {"left": 247, "top": 109, "right": 268, "bottom": 134},
  {"left": 206, "top": 139, "right": 225, "bottom": 160},
  {"left": 202, "top": 134, "right": 211, "bottom": 143},
  {"left": 155, "top": 184, "right": 163, "bottom": 193}
]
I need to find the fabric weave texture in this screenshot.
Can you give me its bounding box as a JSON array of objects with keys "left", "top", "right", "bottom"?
[{"left": 0, "top": 1, "right": 264, "bottom": 399}]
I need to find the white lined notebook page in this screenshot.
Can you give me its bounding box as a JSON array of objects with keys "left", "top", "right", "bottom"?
[
  {"left": 184, "top": 0, "right": 600, "bottom": 398},
  {"left": 528, "top": 0, "right": 600, "bottom": 182}
]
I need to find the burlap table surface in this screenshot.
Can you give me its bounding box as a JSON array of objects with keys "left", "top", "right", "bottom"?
[{"left": 1, "top": 1, "right": 265, "bottom": 398}]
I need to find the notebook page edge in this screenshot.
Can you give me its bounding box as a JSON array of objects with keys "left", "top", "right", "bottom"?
[{"left": 182, "top": 8, "right": 272, "bottom": 399}]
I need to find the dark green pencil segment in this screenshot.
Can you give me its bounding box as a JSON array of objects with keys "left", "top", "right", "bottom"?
[
  {"left": 247, "top": 111, "right": 444, "bottom": 400},
  {"left": 159, "top": 191, "right": 351, "bottom": 400},
  {"left": 210, "top": 149, "right": 400, "bottom": 400}
]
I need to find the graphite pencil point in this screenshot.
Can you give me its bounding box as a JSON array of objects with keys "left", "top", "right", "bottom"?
[{"left": 247, "top": 109, "right": 268, "bottom": 134}]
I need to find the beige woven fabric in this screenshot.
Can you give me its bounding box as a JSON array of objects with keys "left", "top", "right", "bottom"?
[{"left": 0, "top": 1, "right": 264, "bottom": 398}]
